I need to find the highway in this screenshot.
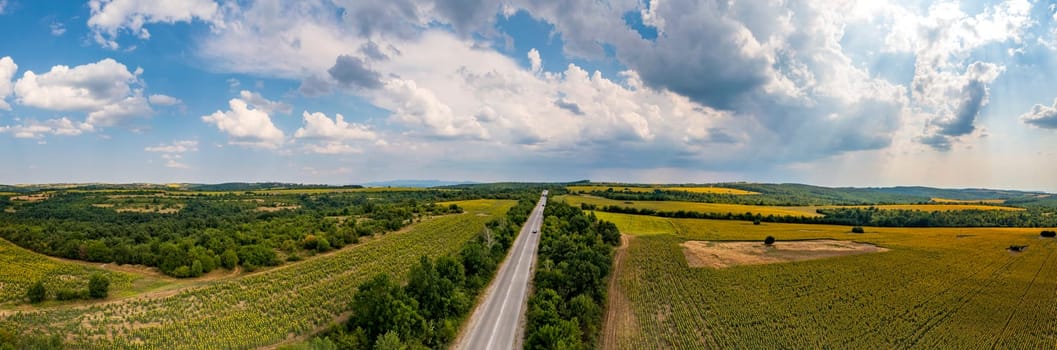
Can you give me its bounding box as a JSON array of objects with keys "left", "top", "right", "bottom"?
[{"left": 456, "top": 190, "right": 548, "bottom": 350}]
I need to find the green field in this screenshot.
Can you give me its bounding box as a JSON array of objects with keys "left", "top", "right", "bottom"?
[
  {"left": 600, "top": 212, "right": 1057, "bottom": 349},
  {"left": 0, "top": 199, "right": 514, "bottom": 349},
  {"left": 567, "top": 185, "right": 758, "bottom": 195},
  {"left": 560, "top": 195, "right": 823, "bottom": 217},
  {"left": 0, "top": 239, "right": 161, "bottom": 305}
]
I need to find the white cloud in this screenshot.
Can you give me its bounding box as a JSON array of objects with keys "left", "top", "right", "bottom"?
[
  {"left": 0, "top": 118, "right": 95, "bottom": 139},
  {"left": 1020, "top": 98, "right": 1057, "bottom": 130},
  {"left": 148, "top": 94, "right": 181, "bottom": 106},
  {"left": 294, "top": 111, "right": 376, "bottom": 140},
  {"left": 0, "top": 56, "right": 15, "bottom": 110},
  {"left": 0, "top": 0, "right": 7, "bottom": 15},
  {"left": 238, "top": 90, "right": 291, "bottom": 114},
  {"left": 377, "top": 78, "right": 489, "bottom": 140},
  {"left": 13, "top": 58, "right": 153, "bottom": 126},
  {"left": 201, "top": 98, "right": 285, "bottom": 149},
  {"left": 528, "top": 48, "right": 541, "bottom": 74},
  {"left": 50, "top": 22, "right": 66, "bottom": 36},
  {"left": 88, "top": 0, "right": 220, "bottom": 49},
  {"left": 160, "top": 154, "right": 189, "bottom": 168},
  {"left": 145, "top": 140, "right": 198, "bottom": 153},
  {"left": 294, "top": 111, "right": 377, "bottom": 154}
]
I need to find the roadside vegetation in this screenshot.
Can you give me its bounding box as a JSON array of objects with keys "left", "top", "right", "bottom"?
[{"left": 524, "top": 200, "right": 620, "bottom": 349}]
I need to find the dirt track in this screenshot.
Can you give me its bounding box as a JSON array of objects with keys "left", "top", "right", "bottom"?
[{"left": 601, "top": 234, "right": 634, "bottom": 350}]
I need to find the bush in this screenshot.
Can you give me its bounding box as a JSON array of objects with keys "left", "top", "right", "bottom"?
[
  {"left": 1042, "top": 230, "right": 1056, "bottom": 238},
  {"left": 764, "top": 236, "right": 775, "bottom": 245},
  {"left": 852, "top": 226, "right": 865, "bottom": 234},
  {"left": 88, "top": 273, "right": 110, "bottom": 299},
  {"left": 27, "top": 280, "right": 46, "bottom": 303},
  {"left": 55, "top": 289, "right": 85, "bottom": 301},
  {"left": 753, "top": 218, "right": 761, "bottom": 225}
]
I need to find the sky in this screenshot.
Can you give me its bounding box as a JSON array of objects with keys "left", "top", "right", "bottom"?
[{"left": 1, "top": 0, "right": 1056, "bottom": 190}]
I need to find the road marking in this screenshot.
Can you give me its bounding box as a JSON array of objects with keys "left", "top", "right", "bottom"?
[{"left": 485, "top": 209, "right": 534, "bottom": 349}]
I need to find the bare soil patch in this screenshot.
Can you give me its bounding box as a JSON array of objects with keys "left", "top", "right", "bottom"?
[
  {"left": 681, "top": 239, "right": 888, "bottom": 269},
  {"left": 255, "top": 205, "right": 301, "bottom": 212}
]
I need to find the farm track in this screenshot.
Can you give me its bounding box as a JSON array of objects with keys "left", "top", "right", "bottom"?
[{"left": 601, "top": 235, "right": 632, "bottom": 350}]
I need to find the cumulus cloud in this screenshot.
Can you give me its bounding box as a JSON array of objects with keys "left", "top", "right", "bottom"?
[
  {"left": 294, "top": 111, "right": 376, "bottom": 140},
  {"left": 378, "top": 78, "right": 489, "bottom": 140},
  {"left": 13, "top": 58, "right": 153, "bottom": 126},
  {"left": 88, "top": 0, "right": 220, "bottom": 49},
  {"left": 527, "top": 48, "right": 541, "bottom": 74},
  {"left": 0, "top": 56, "right": 16, "bottom": 110},
  {"left": 148, "top": 94, "right": 181, "bottom": 106},
  {"left": 50, "top": 22, "right": 66, "bottom": 36},
  {"left": 238, "top": 90, "right": 291, "bottom": 114},
  {"left": 201, "top": 98, "right": 285, "bottom": 149},
  {"left": 327, "top": 55, "right": 382, "bottom": 89},
  {"left": 160, "top": 154, "right": 190, "bottom": 169},
  {"left": 1021, "top": 99, "right": 1057, "bottom": 129},
  {"left": 0, "top": 117, "right": 94, "bottom": 139},
  {"left": 145, "top": 140, "right": 198, "bottom": 153},
  {"left": 294, "top": 111, "right": 377, "bottom": 154}
]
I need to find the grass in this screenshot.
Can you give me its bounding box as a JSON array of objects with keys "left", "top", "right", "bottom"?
[
  {"left": 0, "top": 239, "right": 162, "bottom": 306},
  {"left": 601, "top": 212, "right": 1057, "bottom": 349},
  {"left": 567, "top": 185, "right": 758, "bottom": 195},
  {"left": 0, "top": 199, "right": 514, "bottom": 349},
  {"left": 560, "top": 195, "right": 823, "bottom": 217}
]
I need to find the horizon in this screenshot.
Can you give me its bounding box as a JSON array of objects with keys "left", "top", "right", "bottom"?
[{"left": 2, "top": 1, "right": 1057, "bottom": 191}]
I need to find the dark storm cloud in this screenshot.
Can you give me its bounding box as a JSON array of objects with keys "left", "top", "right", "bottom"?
[{"left": 327, "top": 55, "right": 382, "bottom": 89}]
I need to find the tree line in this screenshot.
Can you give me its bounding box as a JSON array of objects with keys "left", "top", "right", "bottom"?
[
  {"left": 288, "top": 197, "right": 538, "bottom": 349},
  {"left": 524, "top": 200, "right": 620, "bottom": 349}
]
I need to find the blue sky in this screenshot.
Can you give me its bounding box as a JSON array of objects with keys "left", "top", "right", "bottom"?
[{"left": 0, "top": 0, "right": 1056, "bottom": 190}]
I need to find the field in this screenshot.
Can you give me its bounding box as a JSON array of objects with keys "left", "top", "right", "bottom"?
[
  {"left": 0, "top": 199, "right": 514, "bottom": 349},
  {"left": 932, "top": 197, "right": 1006, "bottom": 204},
  {"left": 559, "top": 195, "right": 823, "bottom": 217},
  {"left": 827, "top": 204, "right": 1023, "bottom": 212},
  {"left": 0, "top": 239, "right": 165, "bottom": 305},
  {"left": 567, "top": 185, "right": 758, "bottom": 195},
  {"left": 598, "top": 211, "right": 1057, "bottom": 349}
]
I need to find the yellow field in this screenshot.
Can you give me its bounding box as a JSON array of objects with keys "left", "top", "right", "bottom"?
[
  {"left": 601, "top": 212, "right": 1057, "bottom": 349},
  {"left": 931, "top": 197, "right": 1007, "bottom": 204},
  {"left": 567, "top": 185, "right": 758, "bottom": 195},
  {"left": 559, "top": 195, "right": 822, "bottom": 217},
  {"left": 825, "top": 204, "right": 1023, "bottom": 212}
]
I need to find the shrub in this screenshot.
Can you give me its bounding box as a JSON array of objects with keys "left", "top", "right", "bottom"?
[
  {"left": 764, "top": 236, "right": 775, "bottom": 245},
  {"left": 88, "top": 273, "right": 110, "bottom": 299},
  {"left": 55, "top": 289, "right": 85, "bottom": 301},
  {"left": 753, "top": 218, "right": 761, "bottom": 225},
  {"left": 1042, "top": 230, "right": 1056, "bottom": 238},
  {"left": 27, "top": 280, "right": 46, "bottom": 303},
  {"left": 852, "top": 226, "right": 865, "bottom": 234}
]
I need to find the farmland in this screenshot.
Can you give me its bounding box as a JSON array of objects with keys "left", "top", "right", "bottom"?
[
  {"left": 559, "top": 195, "right": 823, "bottom": 217},
  {"left": 567, "top": 185, "right": 759, "bottom": 195},
  {"left": 598, "top": 211, "right": 1057, "bottom": 349},
  {"left": 0, "top": 199, "right": 514, "bottom": 349},
  {"left": 0, "top": 238, "right": 165, "bottom": 305}
]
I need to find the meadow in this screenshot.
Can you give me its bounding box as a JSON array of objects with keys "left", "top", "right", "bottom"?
[
  {"left": 0, "top": 199, "right": 514, "bottom": 349},
  {"left": 597, "top": 211, "right": 1057, "bottom": 349}
]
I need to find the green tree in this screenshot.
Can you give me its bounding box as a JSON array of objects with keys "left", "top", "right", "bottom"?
[
  {"left": 349, "top": 274, "right": 425, "bottom": 343},
  {"left": 764, "top": 236, "right": 776, "bottom": 245},
  {"left": 373, "top": 331, "right": 403, "bottom": 350},
  {"left": 27, "top": 280, "right": 46, "bottom": 303},
  {"left": 221, "top": 248, "right": 239, "bottom": 269},
  {"left": 88, "top": 273, "right": 110, "bottom": 299}
]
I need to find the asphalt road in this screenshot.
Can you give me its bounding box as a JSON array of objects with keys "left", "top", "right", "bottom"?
[{"left": 456, "top": 191, "right": 548, "bottom": 350}]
